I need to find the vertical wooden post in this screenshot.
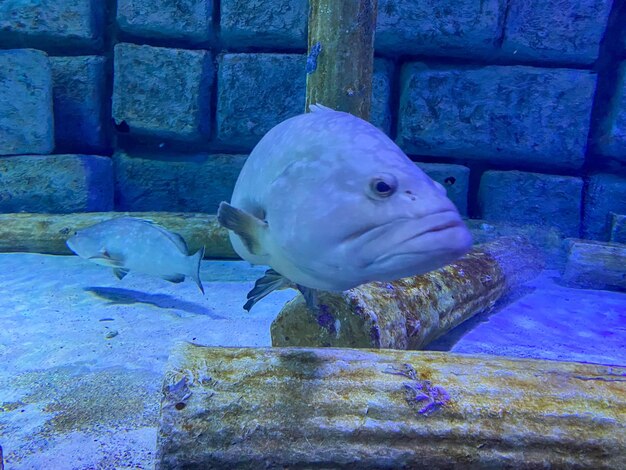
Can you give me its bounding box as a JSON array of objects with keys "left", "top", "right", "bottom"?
[{"left": 305, "top": 0, "right": 378, "bottom": 120}]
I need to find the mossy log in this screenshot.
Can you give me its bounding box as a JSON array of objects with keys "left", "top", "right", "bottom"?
[
  {"left": 271, "top": 237, "right": 543, "bottom": 350},
  {"left": 561, "top": 238, "right": 626, "bottom": 291},
  {"left": 0, "top": 212, "right": 236, "bottom": 258},
  {"left": 305, "top": 0, "right": 378, "bottom": 119},
  {"left": 156, "top": 344, "right": 626, "bottom": 469}
]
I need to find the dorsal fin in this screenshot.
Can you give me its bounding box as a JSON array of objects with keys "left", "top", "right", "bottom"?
[
  {"left": 134, "top": 218, "right": 189, "bottom": 254},
  {"left": 309, "top": 103, "right": 334, "bottom": 113}
]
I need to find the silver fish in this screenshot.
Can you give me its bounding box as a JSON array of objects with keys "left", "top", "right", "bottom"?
[
  {"left": 218, "top": 104, "right": 472, "bottom": 310},
  {"left": 66, "top": 217, "right": 205, "bottom": 293}
]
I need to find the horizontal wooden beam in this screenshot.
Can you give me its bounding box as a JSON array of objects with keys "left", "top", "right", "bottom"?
[
  {"left": 156, "top": 344, "right": 626, "bottom": 469},
  {"left": 0, "top": 212, "right": 236, "bottom": 259},
  {"left": 271, "top": 237, "right": 544, "bottom": 349}
]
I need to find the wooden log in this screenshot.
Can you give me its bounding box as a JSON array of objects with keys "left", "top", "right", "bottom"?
[
  {"left": 305, "top": 0, "right": 378, "bottom": 119},
  {"left": 156, "top": 344, "right": 626, "bottom": 469},
  {"left": 271, "top": 237, "right": 543, "bottom": 350},
  {"left": 610, "top": 212, "right": 626, "bottom": 243},
  {"left": 0, "top": 212, "right": 237, "bottom": 258},
  {"left": 561, "top": 238, "right": 626, "bottom": 291}
]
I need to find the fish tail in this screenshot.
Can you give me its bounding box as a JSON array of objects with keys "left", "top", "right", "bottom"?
[{"left": 190, "top": 246, "right": 205, "bottom": 294}]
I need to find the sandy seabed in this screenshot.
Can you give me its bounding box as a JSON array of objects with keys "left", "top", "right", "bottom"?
[{"left": 1, "top": 253, "right": 624, "bottom": 469}]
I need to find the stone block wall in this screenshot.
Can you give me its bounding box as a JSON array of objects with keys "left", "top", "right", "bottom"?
[{"left": 0, "top": 0, "right": 625, "bottom": 241}]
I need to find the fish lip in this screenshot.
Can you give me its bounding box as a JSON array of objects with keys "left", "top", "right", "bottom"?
[
  {"left": 370, "top": 211, "right": 470, "bottom": 264},
  {"left": 412, "top": 210, "right": 464, "bottom": 238}
]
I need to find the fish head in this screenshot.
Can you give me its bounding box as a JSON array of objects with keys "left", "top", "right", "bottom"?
[
  {"left": 335, "top": 160, "right": 473, "bottom": 283},
  {"left": 65, "top": 224, "right": 120, "bottom": 268},
  {"left": 266, "top": 112, "right": 472, "bottom": 288}
]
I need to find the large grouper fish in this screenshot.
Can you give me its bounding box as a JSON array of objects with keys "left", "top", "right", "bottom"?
[
  {"left": 66, "top": 217, "right": 205, "bottom": 293},
  {"left": 218, "top": 104, "right": 472, "bottom": 311}
]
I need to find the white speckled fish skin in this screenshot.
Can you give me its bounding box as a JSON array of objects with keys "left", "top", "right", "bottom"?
[
  {"left": 66, "top": 218, "right": 197, "bottom": 280},
  {"left": 229, "top": 105, "right": 472, "bottom": 291}
]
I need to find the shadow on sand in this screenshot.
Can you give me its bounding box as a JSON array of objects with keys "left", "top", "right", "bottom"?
[{"left": 84, "top": 287, "right": 225, "bottom": 319}]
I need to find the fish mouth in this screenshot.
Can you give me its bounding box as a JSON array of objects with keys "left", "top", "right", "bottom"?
[
  {"left": 408, "top": 210, "right": 465, "bottom": 240},
  {"left": 369, "top": 211, "right": 471, "bottom": 265}
]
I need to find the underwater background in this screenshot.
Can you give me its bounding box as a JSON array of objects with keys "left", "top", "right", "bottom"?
[{"left": 1, "top": 0, "right": 625, "bottom": 468}]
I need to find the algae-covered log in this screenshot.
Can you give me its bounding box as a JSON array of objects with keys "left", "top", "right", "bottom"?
[
  {"left": 305, "top": 0, "right": 378, "bottom": 119},
  {"left": 0, "top": 212, "right": 236, "bottom": 258},
  {"left": 271, "top": 237, "right": 543, "bottom": 350},
  {"left": 156, "top": 344, "right": 626, "bottom": 469},
  {"left": 561, "top": 238, "right": 626, "bottom": 291}
]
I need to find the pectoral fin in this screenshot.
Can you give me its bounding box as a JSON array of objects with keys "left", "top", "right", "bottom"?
[
  {"left": 113, "top": 268, "right": 129, "bottom": 280},
  {"left": 88, "top": 250, "right": 124, "bottom": 268},
  {"left": 243, "top": 269, "right": 292, "bottom": 312},
  {"left": 296, "top": 285, "right": 320, "bottom": 312},
  {"left": 217, "top": 202, "right": 268, "bottom": 256}
]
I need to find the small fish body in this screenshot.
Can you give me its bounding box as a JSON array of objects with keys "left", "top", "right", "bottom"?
[
  {"left": 66, "top": 217, "right": 205, "bottom": 293},
  {"left": 218, "top": 104, "right": 472, "bottom": 310}
]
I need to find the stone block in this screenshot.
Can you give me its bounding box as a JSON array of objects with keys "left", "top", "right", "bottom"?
[
  {"left": 0, "top": 0, "right": 104, "bottom": 52},
  {"left": 583, "top": 173, "right": 626, "bottom": 240},
  {"left": 502, "top": 0, "right": 613, "bottom": 65},
  {"left": 50, "top": 56, "right": 107, "bottom": 154},
  {"left": 0, "top": 49, "right": 54, "bottom": 156},
  {"left": 220, "top": 0, "right": 307, "bottom": 50},
  {"left": 117, "top": 0, "right": 213, "bottom": 44},
  {"left": 478, "top": 171, "right": 583, "bottom": 237},
  {"left": 561, "top": 239, "right": 626, "bottom": 292},
  {"left": 216, "top": 54, "right": 393, "bottom": 150},
  {"left": 397, "top": 64, "right": 597, "bottom": 170},
  {"left": 416, "top": 163, "right": 469, "bottom": 216},
  {"left": 610, "top": 213, "right": 626, "bottom": 243},
  {"left": 595, "top": 62, "right": 626, "bottom": 161},
  {"left": 0, "top": 155, "right": 113, "bottom": 213},
  {"left": 113, "top": 152, "right": 247, "bottom": 212},
  {"left": 216, "top": 53, "right": 306, "bottom": 149},
  {"left": 112, "top": 44, "right": 213, "bottom": 141},
  {"left": 375, "top": 0, "right": 505, "bottom": 59},
  {"left": 372, "top": 58, "right": 393, "bottom": 135}
]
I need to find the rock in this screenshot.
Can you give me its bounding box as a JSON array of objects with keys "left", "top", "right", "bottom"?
[
  {"left": 502, "top": 0, "right": 613, "bottom": 64},
  {"left": 478, "top": 170, "right": 583, "bottom": 237},
  {"left": 216, "top": 53, "right": 393, "bottom": 150},
  {"left": 0, "top": 0, "right": 104, "bottom": 52},
  {"left": 117, "top": 0, "right": 213, "bottom": 44},
  {"left": 0, "top": 49, "right": 54, "bottom": 156},
  {"left": 595, "top": 61, "right": 626, "bottom": 162},
  {"left": 397, "top": 64, "right": 596, "bottom": 170},
  {"left": 220, "top": 0, "right": 307, "bottom": 49},
  {"left": 216, "top": 53, "right": 306, "bottom": 150},
  {"left": 271, "top": 237, "right": 543, "bottom": 350},
  {"left": 112, "top": 43, "right": 213, "bottom": 141},
  {"left": 0, "top": 155, "right": 113, "bottom": 213},
  {"left": 610, "top": 213, "right": 626, "bottom": 243},
  {"left": 50, "top": 56, "right": 107, "bottom": 154},
  {"left": 372, "top": 58, "right": 393, "bottom": 135},
  {"left": 561, "top": 239, "right": 626, "bottom": 291},
  {"left": 583, "top": 173, "right": 626, "bottom": 240},
  {"left": 0, "top": 212, "right": 236, "bottom": 258},
  {"left": 113, "top": 151, "right": 247, "bottom": 212},
  {"left": 466, "top": 219, "right": 566, "bottom": 269},
  {"left": 375, "top": 0, "right": 504, "bottom": 59},
  {"left": 416, "top": 163, "right": 469, "bottom": 216},
  {"left": 156, "top": 344, "right": 626, "bottom": 469}
]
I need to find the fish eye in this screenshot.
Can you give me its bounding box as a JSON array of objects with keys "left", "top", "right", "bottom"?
[{"left": 369, "top": 174, "right": 397, "bottom": 199}]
